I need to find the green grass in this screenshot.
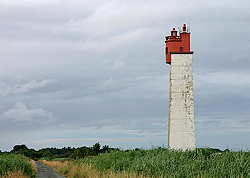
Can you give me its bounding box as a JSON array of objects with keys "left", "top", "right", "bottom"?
[
  {"left": 0, "top": 153, "right": 36, "bottom": 177},
  {"left": 83, "top": 148, "right": 250, "bottom": 178},
  {"left": 52, "top": 157, "right": 69, "bottom": 161}
]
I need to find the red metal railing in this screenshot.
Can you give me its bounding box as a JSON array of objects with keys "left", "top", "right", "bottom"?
[{"left": 165, "top": 36, "right": 181, "bottom": 40}]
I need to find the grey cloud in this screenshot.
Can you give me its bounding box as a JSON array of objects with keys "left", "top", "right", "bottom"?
[
  {"left": 0, "top": 79, "right": 57, "bottom": 96},
  {"left": 0, "top": 0, "right": 249, "bottom": 151},
  {"left": 74, "top": 28, "right": 150, "bottom": 52},
  {"left": 0, "top": 102, "right": 57, "bottom": 124}
]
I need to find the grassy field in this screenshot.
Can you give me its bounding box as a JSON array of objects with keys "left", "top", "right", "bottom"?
[
  {"left": 0, "top": 154, "right": 36, "bottom": 178},
  {"left": 41, "top": 148, "right": 250, "bottom": 178}
]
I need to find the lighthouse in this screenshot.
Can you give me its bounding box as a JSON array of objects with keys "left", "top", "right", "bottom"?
[{"left": 165, "top": 24, "right": 195, "bottom": 150}]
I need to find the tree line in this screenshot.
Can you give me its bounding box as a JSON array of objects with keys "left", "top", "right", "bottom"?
[{"left": 0, "top": 143, "right": 119, "bottom": 160}]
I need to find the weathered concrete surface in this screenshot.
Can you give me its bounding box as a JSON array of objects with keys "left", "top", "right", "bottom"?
[
  {"left": 36, "top": 161, "right": 65, "bottom": 178},
  {"left": 168, "top": 53, "right": 195, "bottom": 150}
]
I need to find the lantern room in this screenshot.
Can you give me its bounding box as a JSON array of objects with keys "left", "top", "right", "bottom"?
[{"left": 165, "top": 24, "right": 193, "bottom": 64}]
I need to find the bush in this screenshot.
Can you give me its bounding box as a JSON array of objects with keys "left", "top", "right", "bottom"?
[{"left": 0, "top": 153, "right": 36, "bottom": 177}]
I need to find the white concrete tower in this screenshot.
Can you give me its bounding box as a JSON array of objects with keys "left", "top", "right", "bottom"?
[{"left": 165, "top": 24, "right": 195, "bottom": 150}]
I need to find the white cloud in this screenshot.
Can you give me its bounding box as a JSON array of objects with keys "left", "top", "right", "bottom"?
[
  {"left": 0, "top": 79, "right": 57, "bottom": 96},
  {"left": 72, "top": 0, "right": 187, "bottom": 35},
  {"left": 1, "top": 102, "right": 57, "bottom": 124},
  {"left": 74, "top": 28, "right": 149, "bottom": 52},
  {"left": 104, "top": 77, "right": 114, "bottom": 88},
  {"left": 112, "top": 60, "right": 125, "bottom": 70}
]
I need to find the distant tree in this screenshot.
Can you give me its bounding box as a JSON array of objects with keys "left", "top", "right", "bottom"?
[
  {"left": 134, "top": 148, "right": 141, "bottom": 151},
  {"left": 70, "top": 149, "right": 83, "bottom": 159},
  {"left": 101, "top": 145, "right": 111, "bottom": 153},
  {"left": 59, "top": 148, "right": 66, "bottom": 155},
  {"left": 12, "top": 144, "right": 28, "bottom": 154},
  {"left": 92, "top": 142, "right": 101, "bottom": 156},
  {"left": 42, "top": 150, "right": 53, "bottom": 159},
  {"left": 10, "top": 144, "right": 37, "bottom": 158},
  {"left": 81, "top": 146, "right": 90, "bottom": 156},
  {"left": 70, "top": 146, "right": 91, "bottom": 159},
  {"left": 7, "top": 143, "right": 121, "bottom": 160}
]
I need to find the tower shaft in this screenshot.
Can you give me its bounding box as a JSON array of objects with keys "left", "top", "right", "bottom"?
[{"left": 168, "top": 53, "right": 195, "bottom": 150}]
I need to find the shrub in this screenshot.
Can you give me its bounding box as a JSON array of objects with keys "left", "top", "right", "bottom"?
[{"left": 0, "top": 153, "right": 35, "bottom": 177}]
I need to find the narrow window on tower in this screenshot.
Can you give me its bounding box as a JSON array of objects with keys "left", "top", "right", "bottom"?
[
  {"left": 180, "top": 47, "right": 183, "bottom": 52},
  {"left": 166, "top": 47, "right": 168, "bottom": 54}
]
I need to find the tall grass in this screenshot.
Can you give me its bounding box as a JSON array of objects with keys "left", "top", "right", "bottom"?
[
  {"left": 40, "top": 159, "right": 146, "bottom": 178},
  {"left": 40, "top": 148, "right": 250, "bottom": 177},
  {"left": 85, "top": 148, "right": 250, "bottom": 177},
  {"left": 0, "top": 154, "right": 36, "bottom": 178}
]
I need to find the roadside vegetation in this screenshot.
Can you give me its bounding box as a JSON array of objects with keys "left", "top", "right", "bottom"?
[
  {"left": 1, "top": 143, "right": 249, "bottom": 177},
  {"left": 89, "top": 148, "right": 250, "bottom": 177},
  {"left": 40, "top": 159, "right": 145, "bottom": 178},
  {"left": 40, "top": 147, "right": 250, "bottom": 178},
  {"left": 0, "top": 154, "right": 36, "bottom": 178}
]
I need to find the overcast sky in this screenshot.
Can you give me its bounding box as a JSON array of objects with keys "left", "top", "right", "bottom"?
[{"left": 0, "top": 0, "right": 249, "bottom": 151}]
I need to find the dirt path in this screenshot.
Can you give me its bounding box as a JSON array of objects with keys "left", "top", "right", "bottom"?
[{"left": 36, "top": 161, "right": 65, "bottom": 178}]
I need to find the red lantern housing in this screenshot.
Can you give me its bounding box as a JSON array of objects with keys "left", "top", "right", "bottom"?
[{"left": 165, "top": 24, "right": 193, "bottom": 64}]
